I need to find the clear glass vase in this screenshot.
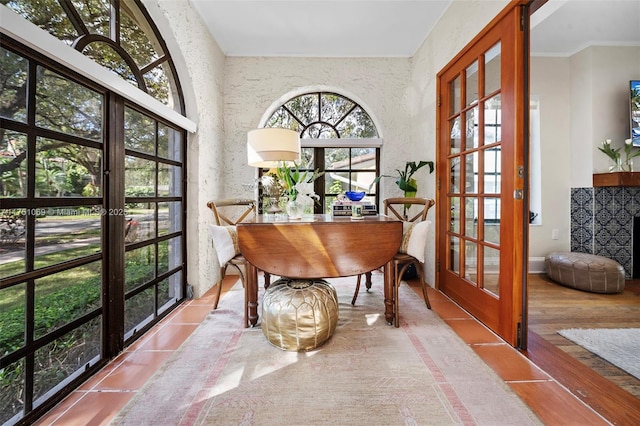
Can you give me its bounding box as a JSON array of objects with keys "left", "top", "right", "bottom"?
[
  {"left": 609, "top": 158, "right": 623, "bottom": 172},
  {"left": 285, "top": 199, "right": 303, "bottom": 220}
]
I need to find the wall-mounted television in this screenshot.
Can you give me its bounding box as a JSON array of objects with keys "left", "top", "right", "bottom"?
[{"left": 631, "top": 80, "right": 640, "bottom": 146}]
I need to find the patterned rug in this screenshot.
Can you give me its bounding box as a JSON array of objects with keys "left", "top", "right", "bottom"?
[
  {"left": 558, "top": 328, "right": 640, "bottom": 380},
  {"left": 113, "top": 276, "right": 541, "bottom": 425}
]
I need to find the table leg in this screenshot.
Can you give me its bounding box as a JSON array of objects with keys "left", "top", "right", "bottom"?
[
  {"left": 365, "top": 271, "right": 372, "bottom": 290},
  {"left": 246, "top": 262, "right": 259, "bottom": 327},
  {"left": 383, "top": 260, "right": 394, "bottom": 325}
]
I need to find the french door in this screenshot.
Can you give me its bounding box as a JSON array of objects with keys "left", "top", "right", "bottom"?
[{"left": 436, "top": 3, "right": 529, "bottom": 347}]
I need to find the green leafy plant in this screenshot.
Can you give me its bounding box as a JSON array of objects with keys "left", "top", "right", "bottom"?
[{"left": 370, "top": 161, "right": 434, "bottom": 196}]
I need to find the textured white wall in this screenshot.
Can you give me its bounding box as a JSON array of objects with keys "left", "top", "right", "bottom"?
[
  {"left": 223, "top": 57, "right": 413, "bottom": 199},
  {"left": 145, "top": 0, "right": 227, "bottom": 297}
]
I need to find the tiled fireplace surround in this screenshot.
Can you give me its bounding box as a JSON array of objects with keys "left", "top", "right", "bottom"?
[{"left": 571, "top": 186, "right": 640, "bottom": 279}]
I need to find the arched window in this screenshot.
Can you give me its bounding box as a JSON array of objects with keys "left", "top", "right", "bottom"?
[
  {"left": 4, "top": 0, "right": 183, "bottom": 112},
  {"left": 264, "top": 92, "right": 382, "bottom": 212}
]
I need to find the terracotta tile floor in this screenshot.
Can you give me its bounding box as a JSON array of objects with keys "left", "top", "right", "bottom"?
[{"left": 36, "top": 276, "right": 608, "bottom": 426}]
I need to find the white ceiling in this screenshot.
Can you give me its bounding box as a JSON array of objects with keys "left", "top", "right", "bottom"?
[{"left": 189, "top": 0, "right": 640, "bottom": 58}]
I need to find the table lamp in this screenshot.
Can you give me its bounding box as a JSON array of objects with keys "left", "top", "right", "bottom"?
[{"left": 247, "top": 128, "right": 300, "bottom": 167}]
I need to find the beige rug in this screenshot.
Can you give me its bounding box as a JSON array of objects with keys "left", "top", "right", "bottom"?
[
  {"left": 558, "top": 328, "right": 640, "bottom": 380},
  {"left": 113, "top": 277, "right": 541, "bottom": 425}
]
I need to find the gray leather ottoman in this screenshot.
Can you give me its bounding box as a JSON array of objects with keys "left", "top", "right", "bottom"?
[{"left": 545, "top": 252, "right": 625, "bottom": 294}]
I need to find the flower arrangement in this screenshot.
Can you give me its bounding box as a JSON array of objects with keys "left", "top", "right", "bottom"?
[
  {"left": 599, "top": 138, "right": 640, "bottom": 172},
  {"left": 275, "top": 162, "right": 323, "bottom": 201}
]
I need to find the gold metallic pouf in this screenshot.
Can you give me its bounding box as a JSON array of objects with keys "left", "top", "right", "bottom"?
[{"left": 261, "top": 278, "right": 338, "bottom": 351}]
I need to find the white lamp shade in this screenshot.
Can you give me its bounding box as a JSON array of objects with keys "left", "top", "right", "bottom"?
[{"left": 247, "top": 128, "right": 300, "bottom": 167}]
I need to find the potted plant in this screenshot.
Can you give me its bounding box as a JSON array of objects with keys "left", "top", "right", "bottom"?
[{"left": 370, "top": 160, "right": 434, "bottom": 196}]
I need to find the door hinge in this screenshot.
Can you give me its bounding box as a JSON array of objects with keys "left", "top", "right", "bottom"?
[
  {"left": 437, "top": 177, "right": 441, "bottom": 190},
  {"left": 519, "top": 5, "right": 526, "bottom": 32},
  {"left": 516, "top": 322, "right": 522, "bottom": 347},
  {"left": 437, "top": 95, "right": 441, "bottom": 108}
]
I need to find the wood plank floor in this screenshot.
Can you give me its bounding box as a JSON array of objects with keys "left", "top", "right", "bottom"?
[{"left": 524, "top": 274, "right": 640, "bottom": 422}]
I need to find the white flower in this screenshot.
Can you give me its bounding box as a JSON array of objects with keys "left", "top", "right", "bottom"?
[
  {"left": 625, "top": 138, "right": 632, "bottom": 146},
  {"left": 605, "top": 139, "right": 612, "bottom": 145}
]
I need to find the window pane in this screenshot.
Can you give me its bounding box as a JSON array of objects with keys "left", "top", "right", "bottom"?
[
  {"left": 325, "top": 171, "right": 348, "bottom": 194},
  {"left": 449, "top": 235, "right": 460, "bottom": 274},
  {"left": 466, "top": 106, "right": 479, "bottom": 149},
  {"left": 0, "top": 282, "right": 26, "bottom": 353},
  {"left": 320, "top": 93, "right": 354, "bottom": 125},
  {"left": 69, "top": 0, "right": 110, "bottom": 38},
  {"left": 84, "top": 42, "right": 138, "bottom": 86},
  {"left": 450, "top": 158, "right": 461, "bottom": 193},
  {"left": 125, "top": 155, "right": 156, "bottom": 196},
  {"left": 34, "top": 260, "right": 102, "bottom": 339},
  {"left": 266, "top": 107, "right": 299, "bottom": 131},
  {"left": 466, "top": 60, "right": 479, "bottom": 106},
  {"left": 35, "top": 206, "right": 101, "bottom": 269},
  {"left": 450, "top": 75, "right": 460, "bottom": 115},
  {"left": 485, "top": 95, "right": 502, "bottom": 144},
  {"left": 158, "top": 271, "right": 183, "bottom": 314},
  {"left": 465, "top": 152, "right": 478, "bottom": 194},
  {"left": 464, "top": 240, "right": 478, "bottom": 284},
  {"left": 6, "top": 1, "right": 77, "bottom": 42},
  {"left": 158, "top": 124, "right": 182, "bottom": 161},
  {"left": 125, "top": 245, "right": 156, "bottom": 292},
  {"left": 125, "top": 108, "right": 155, "bottom": 155},
  {"left": 158, "top": 236, "right": 182, "bottom": 275},
  {"left": 485, "top": 42, "right": 501, "bottom": 95},
  {"left": 35, "top": 138, "right": 103, "bottom": 197},
  {"left": 0, "top": 209, "right": 26, "bottom": 278},
  {"left": 300, "top": 147, "right": 314, "bottom": 167},
  {"left": 449, "top": 117, "right": 461, "bottom": 154},
  {"left": 120, "top": 7, "right": 161, "bottom": 68},
  {"left": 337, "top": 107, "right": 378, "bottom": 138},
  {"left": 464, "top": 197, "right": 477, "bottom": 239},
  {"left": 304, "top": 123, "right": 337, "bottom": 139},
  {"left": 125, "top": 287, "right": 154, "bottom": 336},
  {"left": 483, "top": 246, "right": 500, "bottom": 295},
  {"left": 484, "top": 147, "right": 501, "bottom": 194},
  {"left": 158, "top": 163, "right": 181, "bottom": 197},
  {"left": 126, "top": 202, "right": 154, "bottom": 244},
  {"left": 159, "top": 201, "right": 181, "bottom": 237},
  {"left": 1, "top": 131, "right": 28, "bottom": 198},
  {"left": 0, "top": 358, "right": 24, "bottom": 424},
  {"left": 0, "top": 47, "right": 28, "bottom": 122},
  {"left": 325, "top": 148, "right": 349, "bottom": 170},
  {"left": 286, "top": 94, "right": 318, "bottom": 125},
  {"left": 36, "top": 66, "right": 103, "bottom": 141},
  {"left": 33, "top": 317, "right": 101, "bottom": 402},
  {"left": 450, "top": 197, "right": 460, "bottom": 233}
]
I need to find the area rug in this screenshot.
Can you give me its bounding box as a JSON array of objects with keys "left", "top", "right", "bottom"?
[
  {"left": 558, "top": 328, "right": 640, "bottom": 380},
  {"left": 113, "top": 277, "right": 541, "bottom": 425}
]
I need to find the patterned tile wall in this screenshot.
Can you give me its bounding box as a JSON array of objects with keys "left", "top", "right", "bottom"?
[{"left": 571, "top": 187, "right": 640, "bottom": 278}]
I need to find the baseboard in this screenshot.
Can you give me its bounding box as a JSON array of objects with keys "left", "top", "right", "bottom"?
[{"left": 529, "top": 257, "right": 546, "bottom": 274}]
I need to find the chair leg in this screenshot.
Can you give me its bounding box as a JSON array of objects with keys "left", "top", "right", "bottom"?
[
  {"left": 264, "top": 271, "right": 271, "bottom": 289},
  {"left": 212, "top": 266, "right": 226, "bottom": 310},
  {"left": 416, "top": 263, "right": 431, "bottom": 309},
  {"left": 351, "top": 274, "right": 362, "bottom": 305}
]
